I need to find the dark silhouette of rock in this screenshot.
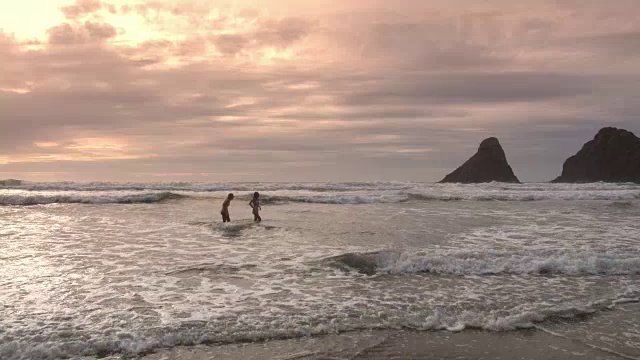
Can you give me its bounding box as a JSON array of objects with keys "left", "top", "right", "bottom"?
[
  {"left": 552, "top": 127, "right": 640, "bottom": 183},
  {"left": 439, "top": 137, "right": 520, "bottom": 183}
]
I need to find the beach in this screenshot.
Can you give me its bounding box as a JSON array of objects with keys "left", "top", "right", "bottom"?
[
  {"left": 134, "top": 326, "right": 639, "bottom": 360},
  {"left": 1, "top": 181, "right": 639, "bottom": 359}
]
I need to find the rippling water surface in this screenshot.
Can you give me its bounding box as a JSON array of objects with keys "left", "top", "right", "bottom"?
[{"left": 1, "top": 181, "right": 639, "bottom": 359}]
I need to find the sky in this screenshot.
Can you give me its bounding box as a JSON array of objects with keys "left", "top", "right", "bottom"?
[{"left": 1, "top": 0, "right": 639, "bottom": 182}]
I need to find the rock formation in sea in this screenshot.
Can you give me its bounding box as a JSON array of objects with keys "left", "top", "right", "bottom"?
[
  {"left": 552, "top": 127, "right": 640, "bottom": 183},
  {"left": 439, "top": 137, "right": 520, "bottom": 183}
]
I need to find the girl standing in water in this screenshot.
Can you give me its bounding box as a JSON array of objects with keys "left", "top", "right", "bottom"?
[{"left": 249, "top": 192, "right": 262, "bottom": 223}]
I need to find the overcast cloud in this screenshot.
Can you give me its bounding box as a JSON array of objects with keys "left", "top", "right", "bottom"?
[{"left": 1, "top": 0, "right": 639, "bottom": 182}]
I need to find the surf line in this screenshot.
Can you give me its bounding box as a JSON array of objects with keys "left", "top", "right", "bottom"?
[
  {"left": 276, "top": 351, "right": 319, "bottom": 360},
  {"left": 534, "top": 325, "right": 640, "bottom": 360}
]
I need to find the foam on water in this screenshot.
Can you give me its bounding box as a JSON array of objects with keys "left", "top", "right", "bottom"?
[{"left": 1, "top": 288, "right": 638, "bottom": 360}]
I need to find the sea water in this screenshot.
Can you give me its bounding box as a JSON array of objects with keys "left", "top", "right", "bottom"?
[{"left": 0, "top": 181, "right": 639, "bottom": 359}]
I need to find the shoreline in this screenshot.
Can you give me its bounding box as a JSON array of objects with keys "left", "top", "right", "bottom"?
[
  {"left": 89, "top": 303, "right": 640, "bottom": 360},
  {"left": 98, "top": 328, "right": 626, "bottom": 360}
]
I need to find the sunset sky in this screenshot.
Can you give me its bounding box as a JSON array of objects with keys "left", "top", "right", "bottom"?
[{"left": 1, "top": 0, "right": 639, "bottom": 182}]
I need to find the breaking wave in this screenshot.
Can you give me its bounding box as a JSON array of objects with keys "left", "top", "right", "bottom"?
[
  {"left": 261, "top": 194, "right": 403, "bottom": 205},
  {"left": 261, "top": 190, "right": 640, "bottom": 204},
  {"left": 406, "top": 190, "right": 640, "bottom": 202},
  {"left": 326, "top": 250, "right": 640, "bottom": 276},
  {"left": 0, "top": 192, "right": 187, "bottom": 206},
  {"left": 2, "top": 181, "right": 639, "bottom": 206},
  {"left": 0, "top": 179, "right": 22, "bottom": 186},
  {"left": 1, "top": 292, "right": 637, "bottom": 360},
  {"left": 3, "top": 180, "right": 639, "bottom": 197}
]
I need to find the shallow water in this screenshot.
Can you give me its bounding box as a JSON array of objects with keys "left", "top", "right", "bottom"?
[{"left": 1, "top": 182, "right": 639, "bottom": 359}]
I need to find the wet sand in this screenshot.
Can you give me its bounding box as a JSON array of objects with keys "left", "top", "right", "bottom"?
[{"left": 118, "top": 329, "right": 621, "bottom": 360}]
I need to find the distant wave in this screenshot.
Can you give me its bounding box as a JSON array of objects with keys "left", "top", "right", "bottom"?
[
  {"left": 4, "top": 180, "right": 638, "bottom": 193},
  {"left": 1, "top": 181, "right": 413, "bottom": 192},
  {"left": 3, "top": 191, "right": 638, "bottom": 206},
  {"left": 2, "top": 181, "right": 640, "bottom": 204},
  {"left": 326, "top": 250, "right": 640, "bottom": 276},
  {"left": 407, "top": 190, "right": 640, "bottom": 202},
  {"left": 0, "top": 179, "right": 22, "bottom": 186},
  {"left": 263, "top": 191, "right": 640, "bottom": 204},
  {"left": 0, "top": 192, "right": 187, "bottom": 206},
  {"left": 261, "top": 194, "right": 403, "bottom": 205}
]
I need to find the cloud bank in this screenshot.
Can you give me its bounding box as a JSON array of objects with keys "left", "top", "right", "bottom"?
[{"left": 1, "top": 0, "right": 639, "bottom": 181}]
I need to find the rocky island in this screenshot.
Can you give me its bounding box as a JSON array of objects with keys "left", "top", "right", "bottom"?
[
  {"left": 553, "top": 127, "right": 640, "bottom": 183},
  {"left": 439, "top": 137, "right": 520, "bottom": 183}
]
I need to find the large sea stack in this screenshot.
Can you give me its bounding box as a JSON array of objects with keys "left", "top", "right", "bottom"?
[
  {"left": 439, "top": 137, "right": 520, "bottom": 183},
  {"left": 552, "top": 127, "right": 640, "bottom": 183}
]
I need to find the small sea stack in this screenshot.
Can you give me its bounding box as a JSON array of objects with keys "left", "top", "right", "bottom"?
[
  {"left": 552, "top": 127, "right": 640, "bottom": 183},
  {"left": 439, "top": 137, "right": 520, "bottom": 183}
]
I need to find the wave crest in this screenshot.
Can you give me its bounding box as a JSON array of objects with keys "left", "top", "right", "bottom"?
[
  {"left": 2, "top": 181, "right": 640, "bottom": 204},
  {"left": 261, "top": 195, "right": 392, "bottom": 205},
  {"left": 326, "top": 250, "right": 640, "bottom": 276},
  {"left": 0, "top": 192, "right": 187, "bottom": 206}
]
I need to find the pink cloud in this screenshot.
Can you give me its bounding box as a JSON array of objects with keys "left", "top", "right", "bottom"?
[
  {"left": 47, "top": 21, "right": 118, "bottom": 44},
  {"left": 61, "top": 0, "right": 105, "bottom": 20}
]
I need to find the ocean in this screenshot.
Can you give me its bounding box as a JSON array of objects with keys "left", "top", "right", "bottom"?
[{"left": 1, "top": 181, "right": 639, "bottom": 359}]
